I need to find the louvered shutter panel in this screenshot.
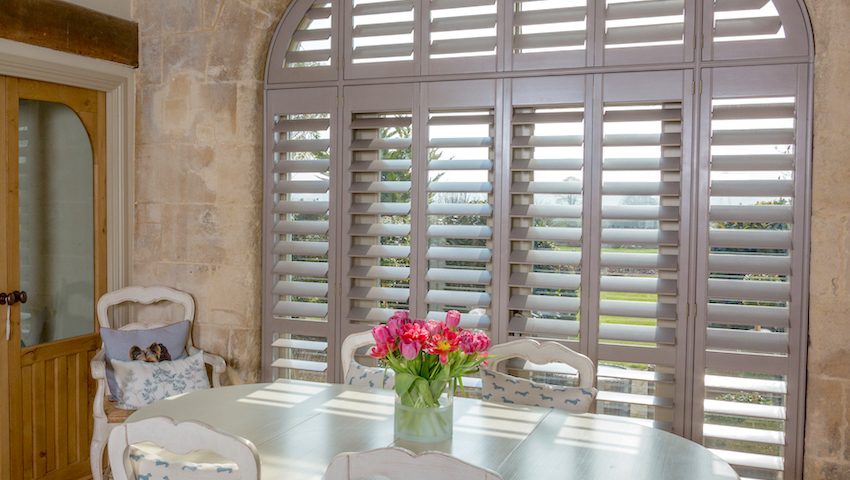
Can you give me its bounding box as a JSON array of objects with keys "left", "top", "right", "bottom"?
[
  {"left": 346, "top": 0, "right": 418, "bottom": 78},
  {"left": 267, "top": 0, "right": 339, "bottom": 83},
  {"left": 507, "top": 76, "right": 586, "bottom": 348},
  {"left": 702, "top": 0, "right": 808, "bottom": 61},
  {"left": 421, "top": 80, "right": 498, "bottom": 332},
  {"left": 592, "top": 71, "right": 690, "bottom": 432},
  {"left": 426, "top": 0, "right": 499, "bottom": 74},
  {"left": 601, "top": 0, "right": 694, "bottom": 65},
  {"left": 511, "top": 0, "right": 589, "bottom": 70},
  {"left": 343, "top": 84, "right": 417, "bottom": 333},
  {"left": 696, "top": 64, "right": 807, "bottom": 480},
  {"left": 265, "top": 87, "right": 337, "bottom": 382}
]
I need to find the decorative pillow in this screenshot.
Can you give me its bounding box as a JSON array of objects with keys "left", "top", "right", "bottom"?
[
  {"left": 345, "top": 360, "right": 395, "bottom": 389},
  {"left": 128, "top": 442, "right": 240, "bottom": 480},
  {"left": 480, "top": 368, "right": 598, "bottom": 414},
  {"left": 111, "top": 350, "right": 210, "bottom": 410},
  {"left": 101, "top": 321, "right": 191, "bottom": 400}
]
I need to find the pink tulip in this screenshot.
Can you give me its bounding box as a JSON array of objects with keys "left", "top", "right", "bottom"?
[
  {"left": 424, "top": 320, "right": 443, "bottom": 337},
  {"left": 460, "top": 330, "right": 491, "bottom": 354},
  {"left": 387, "top": 310, "right": 410, "bottom": 337},
  {"left": 400, "top": 339, "right": 421, "bottom": 360},
  {"left": 369, "top": 343, "right": 389, "bottom": 359},
  {"left": 445, "top": 310, "right": 462, "bottom": 329},
  {"left": 372, "top": 325, "right": 393, "bottom": 346}
]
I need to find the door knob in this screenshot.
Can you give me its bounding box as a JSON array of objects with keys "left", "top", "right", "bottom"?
[{"left": 0, "top": 291, "right": 27, "bottom": 305}]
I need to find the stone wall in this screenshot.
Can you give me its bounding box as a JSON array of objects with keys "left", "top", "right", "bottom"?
[
  {"left": 131, "top": 0, "right": 292, "bottom": 382},
  {"left": 803, "top": 0, "right": 850, "bottom": 477},
  {"left": 131, "top": 0, "right": 850, "bottom": 476}
]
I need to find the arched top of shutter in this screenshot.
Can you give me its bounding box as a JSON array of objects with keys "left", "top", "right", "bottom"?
[{"left": 265, "top": 0, "right": 812, "bottom": 85}]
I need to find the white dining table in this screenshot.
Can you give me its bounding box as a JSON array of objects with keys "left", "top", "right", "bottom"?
[{"left": 128, "top": 381, "right": 739, "bottom": 480}]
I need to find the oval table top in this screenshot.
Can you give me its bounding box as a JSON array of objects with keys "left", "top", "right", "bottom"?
[{"left": 128, "top": 381, "right": 739, "bottom": 480}]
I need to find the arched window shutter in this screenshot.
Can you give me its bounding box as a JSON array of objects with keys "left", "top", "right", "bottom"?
[{"left": 263, "top": 2, "right": 813, "bottom": 477}]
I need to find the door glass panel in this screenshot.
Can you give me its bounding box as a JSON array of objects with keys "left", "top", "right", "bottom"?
[{"left": 18, "top": 99, "right": 95, "bottom": 347}]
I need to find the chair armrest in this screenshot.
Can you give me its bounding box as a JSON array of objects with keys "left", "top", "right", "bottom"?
[
  {"left": 90, "top": 349, "right": 108, "bottom": 419},
  {"left": 189, "top": 346, "right": 227, "bottom": 388}
]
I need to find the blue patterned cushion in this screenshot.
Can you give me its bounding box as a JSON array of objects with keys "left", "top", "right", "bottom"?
[
  {"left": 345, "top": 360, "right": 395, "bottom": 389},
  {"left": 128, "top": 442, "right": 240, "bottom": 479},
  {"left": 480, "top": 368, "right": 597, "bottom": 413},
  {"left": 111, "top": 350, "right": 210, "bottom": 409}
]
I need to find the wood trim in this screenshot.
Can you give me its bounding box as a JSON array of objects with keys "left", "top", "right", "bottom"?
[
  {"left": 0, "top": 74, "right": 9, "bottom": 480},
  {"left": 0, "top": 0, "right": 138, "bottom": 67}
]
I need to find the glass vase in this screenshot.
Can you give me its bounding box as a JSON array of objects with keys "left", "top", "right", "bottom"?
[{"left": 393, "top": 387, "right": 454, "bottom": 444}]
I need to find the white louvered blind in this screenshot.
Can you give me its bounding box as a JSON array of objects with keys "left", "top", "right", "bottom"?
[
  {"left": 602, "top": 0, "right": 691, "bottom": 65},
  {"left": 698, "top": 66, "right": 802, "bottom": 480},
  {"left": 595, "top": 98, "right": 683, "bottom": 430},
  {"left": 267, "top": 89, "right": 336, "bottom": 382},
  {"left": 285, "top": 1, "right": 334, "bottom": 68},
  {"left": 425, "top": 108, "right": 496, "bottom": 330},
  {"left": 428, "top": 0, "right": 499, "bottom": 62},
  {"left": 507, "top": 104, "right": 584, "bottom": 343},
  {"left": 351, "top": 0, "right": 416, "bottom": 64},
  {"left": 512, "top": 0, "right": 588, "bottom": 69},
  {"left": 347, "top": 111, "right": 415, "bottom": 326}
]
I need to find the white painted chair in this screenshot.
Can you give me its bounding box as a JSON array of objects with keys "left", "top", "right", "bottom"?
[
  {"left": 108, "top": 416, "right": 260, "bottom": 480},
  {"left": 324, "top": 447, "right": 502, "bottom": 480},
  {"left": 481, "top": 339, "right": 598, "bottom": 414},
  {"left": 90, "top": 286, "right": 228, "bottom": 480},
  {"left": 340, "top": 331, "right": 395, "bottom": 389}
]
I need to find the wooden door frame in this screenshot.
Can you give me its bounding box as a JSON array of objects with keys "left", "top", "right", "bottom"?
[{"left": 0, "top": 39, "right": 133, "bottom": 480}]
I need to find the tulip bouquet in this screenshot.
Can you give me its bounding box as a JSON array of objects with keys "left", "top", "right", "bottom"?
[{"left": 369, "top": 310, "right": 491, "bottom": 443}]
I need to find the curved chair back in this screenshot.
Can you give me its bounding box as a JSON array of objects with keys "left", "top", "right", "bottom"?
[
  {"left": 324, "top": 447, "right": 502, "bottom": 480},
  {"left": 340, "top": 331, "right": 395, "bottom": 389},
  {"left": 97, "top": 285, "right": 196, "bottom": 345},
  {"left": 482, "top": 339, "right": 597, "bottom": 413},
  {"left": 107, "top": 416, "right": 260, "bottom": 480}
]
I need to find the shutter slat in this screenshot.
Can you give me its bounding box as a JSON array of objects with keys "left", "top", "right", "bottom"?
[
  {"left": 708, "top": 279, "right": 790, "bottom": 302},
  {"left": 353, "top": 21, "right": 415, "bottom": 38},
  {"left": 350, "top": 117, "right": 412, "bottom": 129},
  {"left": 512, "top": 135, "right": 584, "bottom": 147},
  {"left": 349, "top": 223, "right": 410, "bottom": 237},
  {"left": 350, "top": 181, "right": 411, "bottom": 193},
  {"left": 512, "top": 204, "right": 583, "bottom": 219},
  {"left": 512, "top": 181, "right": 582, "bottom": 194},
  {"left": 276, "top": 118, "right": 330, "bottom": 132},
  {"left": 430, "top": 13, "right": 497, "bottom": 32},
  {"left": 715, "top": 17, "right": 783, "bottom": 38},
  {"left": 706, "top": 328, "right": 788, "bottom": 355},
  {"left": 603, "top": 156, "right": 680, "bottom": 171},
  {"left": 274, "top": 261, "right": 329, "bottom": 277},
  {"left": 350, "top": 159, "right": 412, "bottom": 172},
  {"left": 704, "top": 399, "right": 786, "bottom": 420},
  {"left": 427, "top": 268, "right": 492, "bottom": 284},
  {"left": 711, "top": 129, "right": 794, "bottom": 146},
  {"left": 599, "top": 324, "right": 676, "bottom": 344},
  {"left": 431, "top": 0, "right": 494, "bottom": 9},
  {"left": 304, "top": 6, "right": 331, "bottom": 20},
  {"left": 508, "top": 294, "right": 580, "bottom": 313},
  {"left": 604, "top": 108, "right": 682, "bottom": 122},
  {"left": 275, "top": 139, "right": 331, "bottom": 153},
  {"left": 709, "top": 254, "right": 790, "bottom": 275},
  {"left": 711, "top": 154, "right": 795, "bottom": 171},
  {"left": 429, "top": 137, "right": 494, "bottom": 148},
  {"left": 710, "top": 205, "right": 793, "bottom": 223},
  {"left": 512, "top": 111, "right": 584, "bottom": 124},
  {"left": 514, "top": 31, "right": 586, "bottom": 50},
  {"left": 606, "top": 24, "right": 684, "bottom": 46},
  {"left": 511, "top": 227, "right": 582, "bottom": 242},
  {"left": 428, "top": 203, "right": 493, "bottom": 216},
  {"left": 707, "top": 303, "right": 789, "bottom": 329},
  {"left": 713, "top": 0, "right": 770, "bottom": 12},
  {"left": 603, "top": 205, "right": 679, "bottom": 221},
  {"left": 349, "top": 202, "right": 410, "bottom": 215},
  {"left": 602, "top": 181, "right": 679, "bottom": 196},
  {"left": 274, "top": 281, "right": 329, "bottom": 298},
  {"left": 285, "top": 49, "right": 333, "bottom": 64},
  {"left": 603, "top": 132, "right": 681, "bottom": 147},
  {"left": 426, "top": 311, "right": 491, "bottom": 330},
  {"left": 601, "top": 276, "right": 677, "bottom": 295},
  {"left": 606, "top": 0, "right": 684, "bottom": 20},
  {"left": 276, "top": 159, "right": 330, "bottom": 173},
  {"left": 349, "top": 307, "right": 398, "bottom": 323},
  {"left": 427, "top": 181, "right": 493, "bottom": 193},
  {"left": 712, "top": 104, "right": 795, "bottom": 120},
  {"left": 511, "top": 250, "right": 581, "bottom": 266},
  {"left": 430, "top": 37, "right": 497, "bottom": 56},
  {"left": 511, "top": 158, "right": 584, "bottom": 171},
  {"left": 425, "top": 290, "right": 491, "bottom": 307},
  {"left": 275, "top": 241, "right": 329, "bottom": 257},
  {"left": 428, "top": 159, "right": 493, "bottom": 170},
  {"left": 275, "top": 200, "right": 329, "bottom": 215},
  {"left": 349, "top": 265, "right": 410, "bottom": 281},
  {"left": 428, "top": 115, "right": 493, "bottom": 126},
  {"left": 509, "top": 272, "right": 582, "bottom": 290},
  {"left": 349, "top": 286, "right": 410, "bottom": 302},
  {"left": 709, "top": 229, "right": 791, "bottom": 249},
  {"left": 275, "top": 180, "right": 330, "bottom": 194},
  {"left": 514, "top": 6, "right": 586, "bottom": 26},
  {"left": 709, "top": 449, "right": 784, "bottom": 472},
  {"left": 348, "top": 245, "right": 410, "bottom": 258},
  {"left": 710, "top": 180, "right": 794, "bottom": 197},
  {"left": 292, "top": 28, "right": 332, "bottom": 42},
  {"left": 599, "top": 299, "right": 677, "bottom": 320},
  {"left": 352, "top": 44, "right": 415, "bottom": 61},
  {"left": 352, "top": 0, "right": 414, "bottom": 16},
  {"left": 350, "top": 137, "right": 412, "bottom": 150},
  {"left": 508, "top": 316, "right": 580, "bottom": 337},
  {"left": 427, "top": 225, "right": 492, "bottom": 239},
  {"left": 274, "top": 220, "right": 329, "bottom": 235},
  {"left": 601, "top": 228, "right": 678, "bottom": 246},
  {"left": 271, "top": 358, "right": 327, "bottom": 372},
  {"left": 274, "top": 301, "right": 328, "bottom": 318},
  {"left": 601, "top": 252, "right": 677, "bottom": 269},
  {"left": 428, "top": 246, "right": 492, "bottom": 262}
]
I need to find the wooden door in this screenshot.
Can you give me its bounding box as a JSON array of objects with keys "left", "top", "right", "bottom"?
[{"left": 1, "top": 76, "right": 107, "bottom": 480}]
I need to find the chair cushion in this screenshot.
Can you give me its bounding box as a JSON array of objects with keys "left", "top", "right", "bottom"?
[
  {"left": 129, "top": 442, "right": 240, "bottom": 479},
  {"left": 101, "top": 321, "right": 191, "bottom": 400},
  {"left": 480, "top": 368, "right": 598, "bottom": 414},
  {"left": 111, "top": 350, "right": 210, "bottom": 410},
  {"left": 345, "top": 360, "right": 395, "bottom": 389}
]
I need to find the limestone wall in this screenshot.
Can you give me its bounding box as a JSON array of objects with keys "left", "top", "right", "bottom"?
[
  {"left": 131, "top": 0, "right": 850, "bottom": 475},
  {"left": 131, "top": 0, "right": 293, "bottom": 382}
]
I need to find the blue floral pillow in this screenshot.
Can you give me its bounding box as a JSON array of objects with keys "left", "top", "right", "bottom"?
[
  {"left": 480, "top": 368, "right": 597, "bottom": 414},
  {"left": 111, "top": 350, "right": 210, "bottom": 410},
  {"left": 345, "top": 360, "right": 395, "bottom": 389}
]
